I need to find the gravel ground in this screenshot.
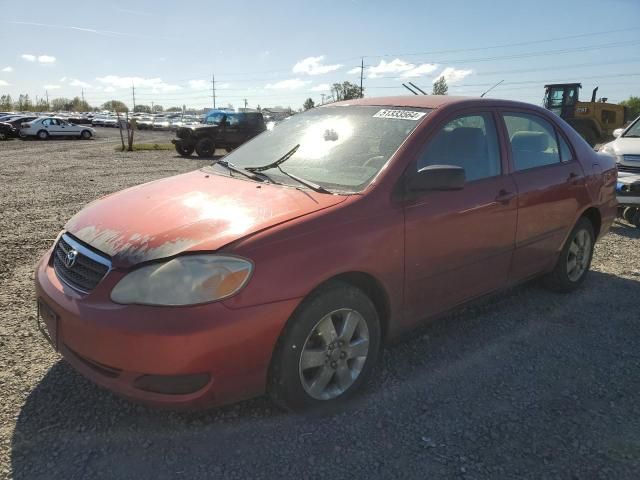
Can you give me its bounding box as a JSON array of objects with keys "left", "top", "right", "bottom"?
[{"left": 1, "top": 129, "right": 639, "bottom": 479}]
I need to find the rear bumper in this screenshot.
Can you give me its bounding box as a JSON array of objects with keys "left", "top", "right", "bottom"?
[{"left": 35, "top": 251, "right": 300, "bottom": 408}]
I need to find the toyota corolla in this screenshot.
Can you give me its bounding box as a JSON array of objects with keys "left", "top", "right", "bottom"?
[{"left": 35, "top": 96, "right": 617, "bottom": 411}]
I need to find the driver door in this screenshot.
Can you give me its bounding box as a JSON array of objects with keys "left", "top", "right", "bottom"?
[{"left": 403, "top": 111, "right": 518, "bottom": 325}]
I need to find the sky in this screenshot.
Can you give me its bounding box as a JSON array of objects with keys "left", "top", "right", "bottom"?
[{"left": 0, "top": 0, "right": 639, "bottom": 111}]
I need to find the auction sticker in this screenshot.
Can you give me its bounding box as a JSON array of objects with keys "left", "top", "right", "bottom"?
[{"left": 373, "top": 109, "right": 427, "bottom": 120}]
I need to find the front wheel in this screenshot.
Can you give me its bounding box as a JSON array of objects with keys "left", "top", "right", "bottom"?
[
  {"left": 175, "top": 143, "right": 195, "bottom": 156},
  {"left": 80, "top": 130, "right": 92, "bottom": 140},
  {"left": 542, "top": 217, "right": 595, "bottom": 292},
  {"left": 269, "top": 282, "right": 381, "bottom": 412}
]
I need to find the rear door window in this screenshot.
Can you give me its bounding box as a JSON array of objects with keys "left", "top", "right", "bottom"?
[{"left": 503, "top": 113, "right": 560, "bottom": 171}]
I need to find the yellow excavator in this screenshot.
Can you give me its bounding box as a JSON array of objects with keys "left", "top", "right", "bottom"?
[{"left": 543, "top": 83, "right": 631, "bottom": 146}]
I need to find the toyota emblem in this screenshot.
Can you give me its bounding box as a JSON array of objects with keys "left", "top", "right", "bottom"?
[{"left": 65, "top": 249, "right": 78, "bottom": 268}]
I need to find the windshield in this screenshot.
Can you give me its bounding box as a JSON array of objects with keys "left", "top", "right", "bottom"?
[
  {"left": 214, "top": 105, "right": 431, "bottom": 193},
  {"left": 623, "top": 117, "right": 640, "bottom": 137}
]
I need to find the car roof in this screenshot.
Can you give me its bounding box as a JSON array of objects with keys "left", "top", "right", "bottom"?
[{"left": 329, "top": 95, "right": 540, "bottom": 111}]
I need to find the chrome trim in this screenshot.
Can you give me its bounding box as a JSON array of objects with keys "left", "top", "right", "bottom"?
[
  {"left": 54, "top": 233, "right": 112, "bottom": 294},
  {"left": 61, "top": 233, "right": 112, "bottom": 270}
]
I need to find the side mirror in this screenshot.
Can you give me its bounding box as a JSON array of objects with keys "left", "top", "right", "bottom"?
[
  {"left": 407, "top": 165, "right": 465, "bottom": 192},
  {"left": 612, "top": 128, "right": 624, "bottom": 138}
]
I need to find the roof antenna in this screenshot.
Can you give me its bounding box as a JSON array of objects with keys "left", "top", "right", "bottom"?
[
  {"left": 408, "top": 82, "right": 428, "bottom": 95},
  {"left": 402, "top": 83, "right": 419, "bottom": 95},
  {"left": 480, "top": 80, "right": 504, "bottom": 98}
]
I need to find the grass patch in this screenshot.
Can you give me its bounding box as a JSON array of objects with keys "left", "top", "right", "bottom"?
[{"left": 115, "top": 143, "right": 174, "bottom": 152}]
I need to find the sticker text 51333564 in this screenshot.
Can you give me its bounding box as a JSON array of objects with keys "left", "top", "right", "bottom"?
[{"left": 373, "top": 109, "right": 427, "bottom": 121}]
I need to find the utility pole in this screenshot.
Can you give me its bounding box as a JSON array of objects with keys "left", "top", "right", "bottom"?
[
  {"left": 45, "top": 90, "right": 49, "bottom": 108},
  {"left": 81, "top": 88, "right": 85, "bottom": 105},
  {"left": 244, "top": 98, "right": 248, "bottom": 109},
  {"left": 321, "top": 93, "right": 326, "bottom": 105},
  {"left": 151, "top": 101, "right": 154, "bottom": 113},
  {"left": 360, "top": 57, "right": 364, "bottom": 98},
  {"left": 211, "top": 73, "right": 216, "bottom": 109},
  {"left": 131, "top": 82, "right": 136, "bottom": 111}
]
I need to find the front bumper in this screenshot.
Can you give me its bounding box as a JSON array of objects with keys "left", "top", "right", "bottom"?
[{"left": 35, "top": 250, "right": 300, "bottom": 408}]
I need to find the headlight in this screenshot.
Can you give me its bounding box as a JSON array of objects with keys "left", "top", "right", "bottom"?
[{"left": 110, "top": 255, "right": 253, "bottom": 306}]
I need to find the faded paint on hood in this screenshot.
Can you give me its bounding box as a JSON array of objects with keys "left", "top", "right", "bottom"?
[{"left": 65, "top": 170, "right": 348, "bottom": 268}]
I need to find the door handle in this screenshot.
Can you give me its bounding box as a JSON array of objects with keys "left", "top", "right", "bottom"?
[{"left": 495, "top": 189, "right": 516, "bottom": 204}]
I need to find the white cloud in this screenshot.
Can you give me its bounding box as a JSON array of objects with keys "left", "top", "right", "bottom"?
[
  {"left": 96, "top": 75, "right": 181, "bottom": 93},
  {"left": 433, "top": 67, "right": 473, "bottom": 84},
  {"left": 2, "top": 66, "right": 13, "bottom": 72},
  {"left": 292, "top": 56, "right": 342, "bottom": 75},
  {"left": 367, "top": 58, "right": 440, "bottom": 79},
  {"left": 218, "top": 82, "right": 230, "bottom": 89},
  {"left": 59, "top": 76, "right": 67, "bottom": 82},
  {"left": 310, "top": 83, "right": 331, "bottom": 92},
  {"left": 347, "top": 67, "right": 361, "bottom": 75},
  {"left": 0, "top": 80, "right": 10, "bottom": 86},
  {"left": 401, "top": 63, "right": 438, "bottom": 78},
  {"left": 188, "top": 79, "right": 208, "bottom": 89},
  {"left": 44, "top": 84, "right": 61, "bottom": 90},
  {"left": 104, "top": 86, "right": 116, "bottom": 93},
  {"left": 70, "top": 79, "right": 92, "bottom": 88},
  {"left": 265, "top": 78, "right": 311, "bottom": 90},
  {"left": 21, "top": 54, "right": 56, "bottom": 64}
]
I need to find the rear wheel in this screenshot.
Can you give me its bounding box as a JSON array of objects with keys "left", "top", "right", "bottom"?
[
  {"left": 175, "top": 143, "right": 195, "bottom": 156},
  {"left": 268, "top": 282, "right": 381, "bottom": 412},
  {"left": 37, "top": 130, "right": 49, "bottom": 140},
  {"left": 195, "top": 138, "right": 215, "bottom": 157},
  {"left": 542, "top": 217, "right": 595, "bottom": 292}
]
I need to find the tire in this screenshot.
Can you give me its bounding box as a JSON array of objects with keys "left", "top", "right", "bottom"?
[
  {"left": 174, "top": 143, "right": 195, "bottom": 156},
  {"left": 0, "top": 132, "right": 6, "bottom": 141},
  {"left": 268, "top": 281, "right": 381, "bottom": 412},
  {"left": 195, "top": 138, "right": 215, "bottom": 157},
  {"left": 623, "top": 207, "right": 637, "bottom": 224},
  {"left": 18, "top": 130, "right": 27, "bottom": 139},
  {"left": 542, "top": 217, "right": 595, "bottom": 293},
  {"left": 37, "top": 130, "right": 49, "bottom": 140},
  {"left": 631, "top": 209, "right": 640, "bottom": 229},
  {"left": 80, "top": 130, "right": 92, "bottom": 140}
]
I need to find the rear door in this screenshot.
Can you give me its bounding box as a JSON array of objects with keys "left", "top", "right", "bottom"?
[
  {"left": 223, "top": 113, "right": 245, "bottom": 146},
  {"left": 403, "top": 110, "right": 518, "bottom": 323},
  {"left": 499, "top": 110, "right": 586, "bottom": 281}
]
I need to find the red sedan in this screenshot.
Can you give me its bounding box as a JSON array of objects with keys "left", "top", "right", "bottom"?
[{"left": 35, "top": 96, "right": 617, "bottom": 411}]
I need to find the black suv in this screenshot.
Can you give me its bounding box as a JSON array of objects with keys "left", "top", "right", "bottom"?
[{"left": 172, "top": 110, "right": 266, "bottom": 157}]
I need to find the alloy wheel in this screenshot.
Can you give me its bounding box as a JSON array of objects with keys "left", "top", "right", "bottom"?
[
  {"left": 567, "top": 228, "right": 592, "bottom": 282},
  {"left": 298, "top": 308, "right": 370, "bottom": 401}
]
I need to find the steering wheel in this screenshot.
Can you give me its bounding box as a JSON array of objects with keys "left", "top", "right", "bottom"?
[{"left": 362, "top": 155, "right": 386, "bottom": 169}]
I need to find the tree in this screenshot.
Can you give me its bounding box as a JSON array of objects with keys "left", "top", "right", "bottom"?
[
  {"left": 432, "top": 76, "right": 448, "bottom": 95},
  {"left": 332, "top": 81, "right": 362, "bottom": 101},
  {"left": 101, "top": 100, "right": 128, "bottom": 112},
  {"left": 151, "top": 104, "right": 163, "bottom": 113},
  {"left": 303, "top": 98, "right": 315, "bottom": 110},
  {"left": 15, "top": 94, "right": 33, "bottom": 111},
  {"left": 620, "top": 96, "right": 640, "bottom": 120},
  {"left": 165, "top": 106, "right": 182, "bottom": 112},
  {"left": 134, "top": 104, "right": 151, "bottom": 113},
  {"left": 0, "top": 94, "right": 12, "bottom": 110}
]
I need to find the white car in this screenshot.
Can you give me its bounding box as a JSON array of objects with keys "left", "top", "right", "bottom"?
[
  {"left": 153, "top": 117, "right": 170, "bottom": 130},
  {"left": 21, "top": 117, "right": 96, "bottom": 140},
  {"left": 600, "top": 116, "right": 640, "bottom": 174}
]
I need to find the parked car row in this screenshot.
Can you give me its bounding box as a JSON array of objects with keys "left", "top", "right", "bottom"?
[{"left": 0, "top": 115, "right": 95, "bottom": 140}]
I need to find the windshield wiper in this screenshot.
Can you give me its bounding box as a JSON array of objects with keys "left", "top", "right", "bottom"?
[
  {"left": 245, "top": 144, "right": 332, "bottom": 194},
  {"left": 215, "top": 159, "right": 266, "bottom": 182},
  {"left": 246, "top": 144, "right": 300, "bottom": 173}
]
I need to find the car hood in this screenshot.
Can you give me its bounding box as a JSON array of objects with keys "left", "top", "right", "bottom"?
[
  {"left": 610, "top": 137, "right": 640, "bottom": 155},
  {"left": 64, "top": 170, "right": 348, "bottom": 268}
]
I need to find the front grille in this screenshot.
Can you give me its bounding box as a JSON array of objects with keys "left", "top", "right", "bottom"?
[
  {"left": 619, "top": 163, "right": 640, "bottom": 173},
  {"left": 53, "top": 234, "right": 111, "bottom": 293}
]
